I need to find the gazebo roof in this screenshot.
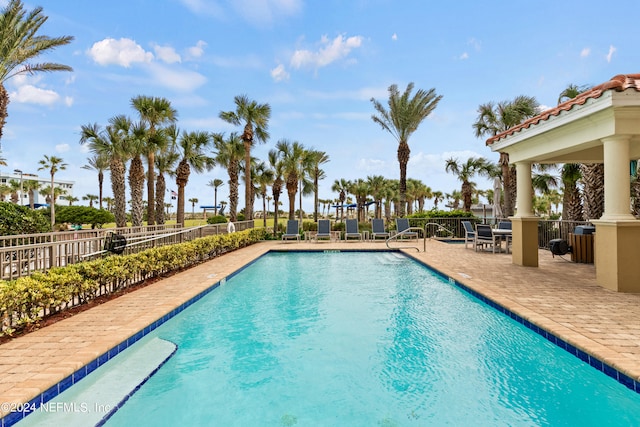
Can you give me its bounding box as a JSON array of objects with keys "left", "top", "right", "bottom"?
[{"left": 485, "top": 73, "right": 640, "bottom": 164}]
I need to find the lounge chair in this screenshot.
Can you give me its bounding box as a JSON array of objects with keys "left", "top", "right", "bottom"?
[
  {"left": 315, "top": 219, "right": 332, "bottom": 241},
  {"left": 344, "top": 219, "right": 362, "bottom": 241},
  {"left": 475, "top": 224, "right": 501, "bottom": 253},
  {"left": 282, "top": 220, "right": 300, "bottom": 241},
  {"left": 462, "top": 220, "right": 475, "bottom": 249},
  {"left": 395, "top": 218, "right": 418, "bottom": 240},
  {"left": 497, "top": 221, "right": 512, "bottom": 230},
  {"left": 371, "top": 218, "right": 389, "bottom": 240}
]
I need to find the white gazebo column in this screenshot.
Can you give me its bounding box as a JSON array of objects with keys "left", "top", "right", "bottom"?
[
  {"left": 510, "top": 161, "right": 538, "bottom": 267},
  {"left": 593, "top": 135, "right": 640, "bottom": 292}
]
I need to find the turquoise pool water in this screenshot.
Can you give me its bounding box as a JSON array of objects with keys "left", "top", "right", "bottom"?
[{"left": 97, "top": 252, "right": 640, "bottom": 425}]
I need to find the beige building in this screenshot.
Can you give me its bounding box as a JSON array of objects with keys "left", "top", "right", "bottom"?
[{"left": 487, "top": 73, "right": 640, "bottom": 293}]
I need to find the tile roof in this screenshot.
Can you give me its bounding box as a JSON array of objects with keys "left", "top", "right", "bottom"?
[{"left": 486, "top": 73, "right": 640, "bottom": 146}]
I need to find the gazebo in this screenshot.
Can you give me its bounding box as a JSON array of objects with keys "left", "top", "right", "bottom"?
[{"left": 487, "top": 73, "right": 640, "bottom": 293}]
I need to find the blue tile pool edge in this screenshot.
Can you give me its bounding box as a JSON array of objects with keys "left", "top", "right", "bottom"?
[
  {"left": 402, "top": 251, "right": 640, "bottom": 395},
  {"left": 0, "top": 254, "right": 267, "bottom": 427}
]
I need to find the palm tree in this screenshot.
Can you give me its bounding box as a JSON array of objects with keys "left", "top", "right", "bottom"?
[
  {"left": 371, "top": 82, "right": 442, "bottom": 217},
  {"left": 473, "top": 95, "right": 539, "bottom": 216},
  {"left": 366, "top": 175, "right": 386, "bottom": 219},
  {"left": 128, "top": 121, "right": 147, "bottom": 227},
  {"left": 23, "top": 179, "right": 40, "bottom": 208},
  {"left": 432, "top": 190, "right": 444, "bottom": 210},
  {"left": 0, "top": 0, "right": 74, "bottom": 145},
  {"left": 80, "top": 115, "right": 131, "bottom": 227},
  {"left": 331, "top": 178, "right": 351, "bottom": 222},
  {"left": 212, "top": 132, "right": 244, "bottom": 222},
  {"left": 207, "top": 178, "right": 224, "bottom": 216},
  {"left": 82, "top": 153, "right": 109, "bottom": 209},
  {"left": 253, "top": 161, "right": 274, "bottom": 228},
  {"left": 82, "top": 194, "right": 98, "bottom": 207},
  {"left": 276, "top": 139, "right": 306, "bottom": 220},
  {"left": 307, "top": 150, "right": 329, "bottom": 222},
  {"left": 155, "top": 147, "right": 179, "bottom": 225},
  {"left": 103, "top": 196, "right": 114, "bottom": 212},
  {"left": 349, "top": 179, "right": 369, "bottom": 222},
  {"left": 175, "top": 131, "right": 213, "bottom": 227},
  {"left": 37, "top": 154, "right": 67, "bottom": 228},
  {"left": 268, "top": 148, "right": 285, "bottom": 233},
  {"left": 212, "top": 132, "right": 243, "bottom": 222},
  {"left": 558, "top": 84, "right": 590, "bottom": 104},
  {"left": 445, "top": 157, "right": 493, "bottom": 212},
  {"left": 188, "top": 197, "right": 199, "bottom": 218},
  {"left": 561, "top": 163, "right": 584, "bottom": 221},
  {"left": 219, "top": 95, "right": 271, "bottom": 220},
  {"left": 66, "top": 195, "right": 78, "bottom": 206},
  {"left": 131, "top": 95, "right": 177, "bottom": 226}
]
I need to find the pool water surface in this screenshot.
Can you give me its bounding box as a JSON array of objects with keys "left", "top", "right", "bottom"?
[{"left": 69, "top": 252, "right": 640, "bottom": 426}]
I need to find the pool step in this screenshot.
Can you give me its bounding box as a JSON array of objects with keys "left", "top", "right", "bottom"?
[{"left": 18, "top": 337, "right": 177, "bottom": 427}]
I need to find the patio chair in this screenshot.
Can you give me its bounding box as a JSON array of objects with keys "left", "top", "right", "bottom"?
[
  {"left": 282, "top": 220, "right": 301, "bottom": 241},
  {"left": 475, "top": 224, "right": 501, "bottom": 253},
  {"left": 497, "top": 221, "right": 512, "bottom": 230},
  {"left": 344, "top": 219, "right": 362, "bottom": 241},
  {"left": 315, "top": 219, "right": 332, "bottom": 241},
  {"left": 395, "top": 218, "right": 419, "bottom": 240},
  {"left": 371, "top": 218, "right": 390, "bottom": 240},
  {"left": 462, "top": 220, "right": 475, "bottom": 249}
]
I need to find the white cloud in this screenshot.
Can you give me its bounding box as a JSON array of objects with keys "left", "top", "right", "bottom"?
[
  {"left": 580, "top": 47, "right": 590, "bottom": 57},
  {"left": 178, "top": 0, "right": 225, "bottom": 18},
  {"left": 468, "top": 37, "right": 481, "bottom": 51},
  {"left": 153, "top": 44, "right": 182, "bottom": 64},
  {"left": 55, "top": 143, "right": 70, "bottom": 153},
  {"left": 187, "top": 40, "right": 207, "bottom": 58},
  {"left": 391, "top": 33, "right": 398, "bottom": 41},
  {"left": 459, "top": 52, "right": 469, "bottom": 60},
  {"left": 64, "top": 96, "right": 74, "bottom": 107},
  {"left": 270, "top": 64, "right": 290, "bottom": 82},
  {"left": 146, "top": 63, "right": 207, "bottom": 92},
  {"left": 290, "top": 34, "right": 364, "bottom": 70},
  {"left": 358, "top": 158, "right": 389, "bottom": 172},
  {"left": 606, "top": 45, "right": 616, "bottom": 63},
  {"left": 87, "top": 38, "right": 154, "bottom": 67},
  {"left": 9, "top": 85, "right": 60, "bottom": 105}
]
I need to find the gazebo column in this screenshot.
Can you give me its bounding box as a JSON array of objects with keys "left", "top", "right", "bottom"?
[
  {"left": 510, "top": 161, "right": 538, "bottom": 267},
  {"left": 592, "top": 135, "right": 640, "bottom": 292}
]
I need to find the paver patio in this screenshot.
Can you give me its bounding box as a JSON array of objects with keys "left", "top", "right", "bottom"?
[{"left": 1, "top": 238, "right": 639, "bottom": 422}]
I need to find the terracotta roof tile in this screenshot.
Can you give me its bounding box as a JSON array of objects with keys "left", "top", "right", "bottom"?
[{"left": 486, "top": 73, "right": 640, "bottom": 146}]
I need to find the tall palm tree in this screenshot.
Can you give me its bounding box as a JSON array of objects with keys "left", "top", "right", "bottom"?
[
  {"left": 80, "top": 115, "right": 131, "bottom": 227},
  {"left": 207, "top": 178, "right": 224, "bottom": 216},
  {"left": 308, "top": 150, "right": 329, "bottom": 222},
  {"left": 219, "top": 95, "right": 271, "bottom": 220},
  {"left": 37, "top": 154, "right": 67, "bottom": 228},
  {"left": 473, "top": 95, "right": 539, "bottom": 216},
  {"left": 348, "top": 178, "right": 369, "bottom": 222},
  {"left": 154, "top": 148, "right": 179, "bottom": 225},
  {"left": 103, "top": 196, "right": 114, "bottom": 212},
  {"left": 82, "top": 153, "right": 109, "bottom": 209},
  {"left": 276, "top": 139, "right": 306, "bottom": 220},
  {"left": 0, "top": 0, "right": 74, "bottom": 145},
  {"left": 432, "top": 190, "right": 444, "bottom": 210},
  {"left": 253, "top": 162, "right": 274, "bottom": 228},
  {"left": 561, "top": 163, "right": 583, "bottom": 221},
  {"left": 371, "top": 82, "right": 442, "bottom": 217},
  {"left": 66, "top": 195, "right": 78, "bottom": 206},
  {"left": 131, "top": 95, "right": 177, "bottom": 226},
  {"left": 331, "top": 178, "right": 351, "bottom": 222},
  {"left": 366, "top": 175, "right": 386, "bottom": 219},
  {"left": 445, "top": 157, "right": 493, "bottom": 212},
  {"left": 175, "top": 130, "right": 213, "bottom": 227},
  {"left": 212, "top": 132, "right": 244, "bottom": 222},
  {"left": 128, "top": 121, "right": 147, "bottom": 227},
  {"left": 268, "top": 148, "right": 285, "bottom": 233}
]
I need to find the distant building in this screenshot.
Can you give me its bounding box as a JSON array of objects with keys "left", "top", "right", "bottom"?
[{"left": 0, "top": 171, "right": 75, "bottom": 206}]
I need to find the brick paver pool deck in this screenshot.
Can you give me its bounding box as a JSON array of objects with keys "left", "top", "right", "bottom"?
[{"left": 1, "top": 238, "right": 639, "bottom": 420}]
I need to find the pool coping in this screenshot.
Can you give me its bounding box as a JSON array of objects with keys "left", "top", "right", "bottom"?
[{"left": 1, "top": 245, "right": 639, "bottom": 426}]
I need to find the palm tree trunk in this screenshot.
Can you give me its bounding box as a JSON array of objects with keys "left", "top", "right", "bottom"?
[
  {"left": 581, "top": 163, "right": 604, "bottom": 220},
  {"left": 176, "top": 160, "right": 190, "bottom": 227},
  {"left": 129, "top": 155, "right": 145, "bottom": 227},
  {"left": 49, "top": 174, "right": 55, "bottom": 229},
  {"left": 155, "top": 173, "right": 166, "bottom": 225},
  {"left": 147, "top": 153, "right": 156, "bottom": 226},
  {"left": 111, "top": 158, "right": 127, "bottom": 228},
  {"left": 98, "top": 171, "right": 104, "bottom": 210},
  {"left": 499, "top": 153, "right": 512, "bottom": 217},
  {"left": 397, "top": 141, "right": 410, "bottom": 217},
  {"left": 0, "top": 84, "right": 8, "bottom": 144},
  {"left": 244, "top": 139, "right": 253, "bottom": 220}
]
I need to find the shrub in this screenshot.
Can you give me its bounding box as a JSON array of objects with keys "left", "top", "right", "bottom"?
[
  {"left": 56, "top": 206, "right": 115, "bottom": 228},
  {"left": 207, "top": 215, "right": 228, "bottom": 224},
  {"left": 0, "top": 202, "right": 51, "bottom": 236}
]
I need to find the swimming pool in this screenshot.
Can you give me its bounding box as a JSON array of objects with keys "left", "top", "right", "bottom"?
[{"left": 24, "top": 251, "right": 640, "bottom": 426}]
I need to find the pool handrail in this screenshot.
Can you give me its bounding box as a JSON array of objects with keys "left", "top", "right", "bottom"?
[{"left": 386, "top": 222, "right": 455, "bottom": 252}]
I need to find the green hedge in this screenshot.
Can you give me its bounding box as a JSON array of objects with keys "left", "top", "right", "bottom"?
[{"left": 0, "top": 228, "right": 267, "bottom": 337}]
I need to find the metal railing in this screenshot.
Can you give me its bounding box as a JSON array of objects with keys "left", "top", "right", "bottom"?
[{"left": 0, "top": 221, "right": 255, "bottom": 280}]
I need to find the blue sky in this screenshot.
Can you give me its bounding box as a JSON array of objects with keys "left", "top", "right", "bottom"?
[{"left": 1, "top": 0, "right": 637, "bottom": 213}]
